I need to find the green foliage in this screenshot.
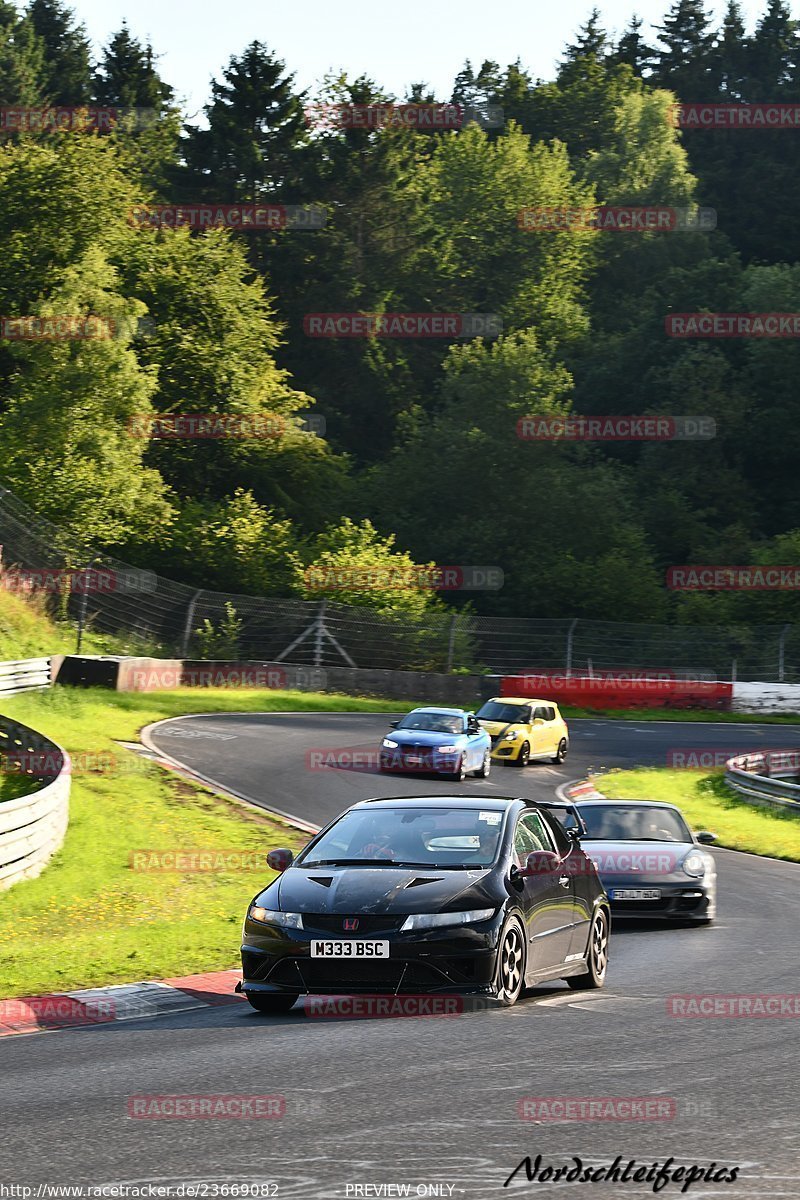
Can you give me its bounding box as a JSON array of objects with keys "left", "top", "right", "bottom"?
[{"left": 193, "top": 601, "right": 242, "bottom": 659}]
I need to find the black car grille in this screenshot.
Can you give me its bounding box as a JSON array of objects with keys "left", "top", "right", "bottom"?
[
  {"left": 268, "top": 958, "right": 450, "bottom": 991},
  {"left": 302, "top": 913, "right": 406, "bottom": 935}
]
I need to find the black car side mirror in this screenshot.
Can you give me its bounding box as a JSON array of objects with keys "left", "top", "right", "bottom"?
[
  {"left": 267, "top": 848, "right": 294, "bottom": 872},
  {"left": 696, "top": 830, "right": 717, "bottom": 844},
  {"left": 519, "top": 850, "right": 561, "bottom": 877}
]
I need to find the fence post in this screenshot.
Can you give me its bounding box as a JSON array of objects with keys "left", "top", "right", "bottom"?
[
  {"left": 731, "top": 658, "right": 737, "bottom": 685},
  {"left": 445, "top": 613, "right": 458, "bottom": 673},
  {"left": 181, "top": 589, "right": 203, "bottom": 657},
  {"left": 75, "top": 557, "right": 100, "bottom": 653},
  {"left": 313, "top": 600, "right": 327, "bottom": 667},
  {"left": 779, "top": 624, "right": 791, "bottom": 683},
  {"left": 565, "top": 618, "right": 578, "bottom": 676}
]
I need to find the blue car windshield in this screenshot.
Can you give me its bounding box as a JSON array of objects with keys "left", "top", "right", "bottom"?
[
  {"left": 396, "top": 713, "right": 465, "bottom": 735},
  {"left": 298, "top": 806, "right": 504, "bottom": 868}
]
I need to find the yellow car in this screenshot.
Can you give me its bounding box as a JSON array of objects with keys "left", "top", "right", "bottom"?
[{"left": 475, "top": 696, "right": 569, "bottom": 766}]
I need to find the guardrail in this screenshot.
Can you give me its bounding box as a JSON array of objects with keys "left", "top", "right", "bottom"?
[
  {"left": 0, "top": 657, "right": 51, "bottom": 697},
  {"left": 724, "top": 751, "right": 800, "bottom": 813},
  {"left": 0, "top": 716, "right": 70, "bottom": 889}
]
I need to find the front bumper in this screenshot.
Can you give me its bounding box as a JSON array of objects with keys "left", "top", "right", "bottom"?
[
  {"left": 379, "top": 752, "right": 461, "bottom": 775},
  {"left": 602, "top": 878, "right": 714, "bottom": 920},
  {"left": 241, "top": 917, "right": 502, "bottom": 996}
]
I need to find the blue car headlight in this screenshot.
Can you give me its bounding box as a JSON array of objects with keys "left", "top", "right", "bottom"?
[
  {"left": 249, "top": 906, "right": 304, "bottom": 929},
  {"left": 400, "top": 908, "right": 496, "bottom": 932},
  {"left": 382, "top": 739, "right": 398, "bottom": 748}
]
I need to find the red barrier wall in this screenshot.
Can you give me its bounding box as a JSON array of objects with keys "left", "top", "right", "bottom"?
[{"left": 500, "top": 672, "right": 733, "bottom": 710}]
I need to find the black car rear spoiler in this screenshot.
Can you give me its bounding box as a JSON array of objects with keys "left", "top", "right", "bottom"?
[{"left": 535, "top": 799, "right": 589, "bottom": 836}]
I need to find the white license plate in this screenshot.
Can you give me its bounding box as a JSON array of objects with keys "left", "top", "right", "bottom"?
[
  {"left": 310, "top": 940, "right": 390, "bottom": 958},
  {"left": 406, "top": 756, "right": 423, "bottom": 764},
  {"left": 611, "top": 888, "right": 661, "bottom": 900}
]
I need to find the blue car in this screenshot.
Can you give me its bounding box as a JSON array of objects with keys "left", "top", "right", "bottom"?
[{"left": 379, "top": 707, "right": 492, "bottom": 780}]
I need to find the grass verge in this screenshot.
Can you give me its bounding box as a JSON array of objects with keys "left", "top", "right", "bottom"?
[
  {"left": 562, "top": 705, "right": 800, "bottom": 723},
  {"left": 0, "top": 686, "right": 410, "bottom": 998},
  {"left": 597, "top": 767, "right": 800, "bottom": 862}
]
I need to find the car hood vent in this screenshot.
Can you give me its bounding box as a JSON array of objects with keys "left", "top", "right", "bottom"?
[
  {"left": 405, "top": 876, "right": 443, "bottom": 888},
  {"left": 308, "top": 876, "right": 334, "bottom": 887}
]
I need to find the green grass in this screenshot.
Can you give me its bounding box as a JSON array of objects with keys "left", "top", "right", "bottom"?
[
  {"left": 0, "top": 686, "right": 411, "bottom": 998},
  {"left": 597, "top": 767, "right": 800, "bottom": 862},
  {"left": 0, "top": 588, "right": 161, "bottom": 659},
  {"left": 561, "top": 705, "right": 800, "bottom": 723}
]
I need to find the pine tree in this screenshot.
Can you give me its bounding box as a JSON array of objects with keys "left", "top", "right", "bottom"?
[
  {"left": 27, "top": 0, "right": 91, "bottom": 105},
  {"left": 183, "top": 42, "right": 307, "bottom": 201},
  {"left": 610, "top": 15, "right": 657, "bottom": 77},
  {"left": 0, "top": 2, "right": 43, "bottom": 105},
  {"left": 652, "top": 0, "right": 715, "bottom": 99},
  {"left": 559, "top": 9, "right": 609, "bottom": 87},
  {"left": 93, "top": 23, "right": 174, "bottom": 110},
  {"left": 749, "top": 0, "right": 798, "bottom": 98},
  {"left": 711, "top": 0, "right": 749, "bottom": 99}
]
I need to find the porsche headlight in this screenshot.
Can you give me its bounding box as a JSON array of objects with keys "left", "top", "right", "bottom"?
[
  {"left": 681, "top": 852, "right": 706, "bottom": 878},
  {"left": 382, "top": 739, "right": 398, "bottom": 748},
  {"left": 400, "top": 908, "right": 496, "bottom": 932},
  {"left": 249, "top": 906, "right": 304, "bottom": 928}
]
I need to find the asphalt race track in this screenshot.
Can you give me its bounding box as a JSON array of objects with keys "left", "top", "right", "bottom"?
[{"left": 2, "top": 714, "right": 800, "bottom": 1198}]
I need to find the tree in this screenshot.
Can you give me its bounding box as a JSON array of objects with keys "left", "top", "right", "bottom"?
[
  {"left": 610, "top": 15, "right": 657, "bottom": 77},
  {"left": 93, "top": 23, "right": 174, "bottom": 110},
  {"left": 711, "top": 0, "right": 749, "bottom": 99},
  {"left": 301, "top": 517, "right": 443, "bottom": 617},
  {"left": 652, "top": 0, "right": 715, "bottom": 98},
  {"left": 749, "top": 0, "right": 798, "bottom": 97},
  {"left": 182, "top": 42, "right": 307, "bottom": 201},
  {"left": 0, "top": 1, "right": 43, "bottom": 106},
  {"left": 27, "top": 0, "right": 90, "bottom": 105}
]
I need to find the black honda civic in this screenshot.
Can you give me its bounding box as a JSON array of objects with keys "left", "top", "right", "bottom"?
[{"left": 238, "top": 795, "right": 610, "bottom": 1013}]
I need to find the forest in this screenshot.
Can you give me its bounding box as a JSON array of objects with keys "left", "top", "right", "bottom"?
[{"left": 1, "top": 0, "right": 799, "bottom": 625}]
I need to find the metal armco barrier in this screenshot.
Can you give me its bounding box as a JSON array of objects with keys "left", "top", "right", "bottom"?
[
  {"left": 725, "top": 751, "right": 800, "bottom": 813},
  {"left": 0, "top": 657, "right": 51, "bottom": 696},
  {"left": 0, "top": 716, "right": 70, "bottom": 889}
]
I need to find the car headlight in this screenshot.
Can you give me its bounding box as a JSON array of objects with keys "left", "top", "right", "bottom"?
[
  {"left": 504, "top": 731, "right": 518, "bottom": 741},
  {"left": 681, "top": 852, "right": 706, "bottom": 878},
  {"left": 400, "top": 908, "right": 496, "bottom": 932},
  {"left": 382, "top": 739, "right": 398, "bottom": 748},
  {"left": 249, "top": 906, "right": 304, "bottom": 928},
  {"left": 435, "top": 745, "right": 460, "bottom": 753}
]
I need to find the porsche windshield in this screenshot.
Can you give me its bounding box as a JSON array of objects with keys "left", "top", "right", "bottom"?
[
  {"left": 395, "top": 713, "right": 466, "bottom": 735},
  {"left": 298, "top": 807, "right": 505, "bottom": 868},
  {"left": 576, "top": 804, "right": 692, "bottom": 843}
]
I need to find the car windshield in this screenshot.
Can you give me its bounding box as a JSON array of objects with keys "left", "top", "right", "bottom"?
[
  {"left": 297, "top": 806, "right": 504, "bottom": 868},
  {"left": 395, "top": 712, "right": 465, "bottom": 735},
  {"left": 476, "top": 701, "right": 527, "bottom": 723},
  {"left": 576, "top": 804, "right": 692, "bottom": 843}
]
